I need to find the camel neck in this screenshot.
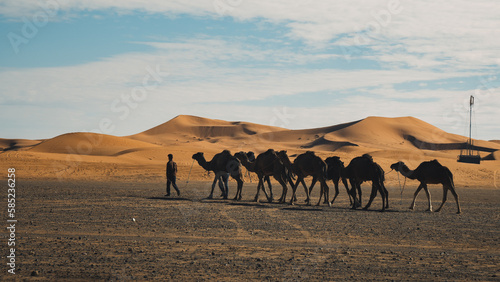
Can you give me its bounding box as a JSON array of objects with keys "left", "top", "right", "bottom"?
[
  {"left": 399, "top": 164, "right": 416, "bottom": 179},
  {"left": 240, "top": 157, "right": 256, "bottom": 171},
  {"left": 195, "top": 158, "right": 211, "bottom": 171}
]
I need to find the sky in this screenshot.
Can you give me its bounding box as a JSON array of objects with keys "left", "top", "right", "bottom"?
[{"left": 1, "top": 0, "right": 499, "bottom": 140}]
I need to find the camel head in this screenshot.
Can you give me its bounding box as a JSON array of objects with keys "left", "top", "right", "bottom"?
[
  {"left": 192, "top": 152, "right": 204, "bottom": 160},
  {"left": 390, "top": 161, "right": 406, "bottom": 172},
  {"left": 276, "top": 150, "right": 291, "bottom": 165},
  {"left": 246, "top": 151, "right": 256, "bottom": 162},
  {"left": 234, "top": 151, "right": 249, "bottom": 162},
  {"left": 325, "top": 156, "right": 343, "bottom": 166}
]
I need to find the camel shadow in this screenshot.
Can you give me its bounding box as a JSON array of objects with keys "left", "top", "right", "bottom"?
[
  {"left": 200, "top": 198, "right": 229, "bottom": 204},
  {"left": 350, "top": 208, "right": 401, "bottom": 213},
  {"left": 227, "top": 201, "right": 277, "bottom": 209},
  {"left": 148, "top": 196, "right": 193, "bottom": 202},
  {"left": 281, "top": 207, "right": 324, "bottom": 212}
]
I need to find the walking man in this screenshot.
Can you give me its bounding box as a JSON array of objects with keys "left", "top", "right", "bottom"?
[{"left": 166, "top": 154, "right": 180, "bottom": 197}]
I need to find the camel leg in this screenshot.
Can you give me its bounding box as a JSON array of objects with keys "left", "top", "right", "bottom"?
[
  {"left": 281, "top": 173, "right": 295, "bottom": 203},
  {"left": 363, "top": 184, "right": 378, "bottom": 211},
  {"left": 350, "top": 186, "right": 359, "bottom": 208},
  {"left": 434, "top": 186, "right": 448, "bottom": 213},
  {"left": 208, "top": 176, "right": 218, "bottom": 199},
  {"left": 223, "top": 177, "right": 229, "bottom": 199},
  {"left": 221, "top": 174, "right": 229, "bottom": 199},
  {"left": 330, "top": 180, "right": 340, "bottom": 205},
  {"left": 301, "top": 179, "right": 311, "bottom": 205},
  {"left": 232, "top": 175, "right": 240, "bottom": 201},
  {"left": 279, "top": 181, "right": 287, "bottom": 203},
  {"left": 295, "top": 179, "right": 307, "bottom": 202},
  {"left": 349, "top": 179, "right": 358, "bottom": 209},
  {"left": 266, "top": 176, "right": 274, "bottom": 202},
  {"left": 233, "top": 184, "right": 239, "bottom": 201},
  {"left": 409, "top": 184, "right": 424, "bottom": 210},
  {"left": 235, "top": 178, "right": 244, "bottom": 201},
  {"left": 341, "top": 177, "right": 353, "bottom": 205},
  {"left": 290, "top": 179, "right": 301, "bottom": 205},
  {"left": 322, "top": 180, "right": 331, "bottom": 207},
  {"left": 254, "top": 178, "right": 263, "bottom": 202},
  {"left": 349, "top": 179, "right": 362, "bottom": 208},
  {"left": 382, "top": 182, "right": 389, "bottom": 209},
  {"left": 449, "top": 186, "right": 461, "bottom": 214},
  {"left": 435, "top": 184, "right": 460, "bottom": 213},
  {"left": 356, "top": 181, "right": 362, "bottom": 207},
  {"left": 316, "top": 181, "right": 323, "bottom": 206},
  {"left": 322, "top": 180, "right": 330, "bottom": 205},
  {"left": 218, "top": 176, "right": 225, "bottom": 197},
  {"left": 258, "top": 177, "right": 272, "bottom": 203},
  {"left": 276, "top": 177, "right": 288, "bottom": 204},
  {"left": 261, "top": 177, "right": 272, "bottom": 203},
  {"left": 422, "top": 184, "right": 432, "bottom": 211},
  {"left": 378, "top": 182, "right": 387, "bottom": 212},
  {"left": 308, "top": 177, "right": 318, "bottom": 195}
]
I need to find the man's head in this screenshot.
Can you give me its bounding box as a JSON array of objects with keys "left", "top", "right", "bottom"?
[{"left": 168, "top": 154, "right": 173, "bottom": 161}]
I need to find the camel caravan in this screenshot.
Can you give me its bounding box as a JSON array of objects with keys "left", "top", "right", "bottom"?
[{"left": 191, "top": 150, "right": 461, "bottom": 214}]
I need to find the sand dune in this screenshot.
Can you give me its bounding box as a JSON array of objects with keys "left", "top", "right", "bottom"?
[
  {"left": 18, "top": 115, "right": 500, "bottom": 158},
  {"left": 130, "top": 115, "right": 286, "bottom": 145},
  {"left": 246, "top": 116, "right": 500, "bottom": 154},
  {"left": 0, "top": 138, "right": 43, "bottom": 151},
  {"left": 30, "top": 132, "right": 160, "bottom": 156},
  {"left": 2, "top": 115, "right": 499, "bottom": 186}
]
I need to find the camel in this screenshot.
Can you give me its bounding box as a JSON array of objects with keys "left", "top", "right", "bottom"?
[
  {"left": 275, "top": 150, "right": 302, "bottom": 203},
  {"left": 234, "top": 151, "right": 272, "bottom": 202},
  {"left": 344, "top": 154, "right": 388, "bottom": 211},
  {"left": 296, "top": 155, "right": 351, "bottom": 207},
  {"left": 279, "top": 151, "right": 330, "bottom": 206},
  {"left": 390, "top": 160, "right": 461, "bottom": 214},
  {"left": 192, "top": 150, "right": 244, "bottom": 200},
  {"left": 235, "top": 149, "right": 291, "bottom": 203},
  {"left": 324, "top": 156, "right": 352, "bottom": 206},
  {"left": 242, "top": 152, "right": 273, "bottom": 194}
]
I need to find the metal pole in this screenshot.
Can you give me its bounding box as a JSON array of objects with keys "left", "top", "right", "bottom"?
[{"left": 469, "top": 95, "right": 474, "bottom": 155}]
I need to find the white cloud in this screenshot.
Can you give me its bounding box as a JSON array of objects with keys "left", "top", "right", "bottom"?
[
  {"left": 1, "top": 1, "right": 499, "bottom": 139},
  {"left": 3, "top": 36, "right": 498, "bottom": 139}
]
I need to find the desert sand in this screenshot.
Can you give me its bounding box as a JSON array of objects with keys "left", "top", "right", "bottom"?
[{"left": 1, "top": 115, "right": 499, "bottom": 280}]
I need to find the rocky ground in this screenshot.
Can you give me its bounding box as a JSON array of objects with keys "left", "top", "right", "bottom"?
[{"left": 3, "top": 180, "right": 500, "bottom": 280}]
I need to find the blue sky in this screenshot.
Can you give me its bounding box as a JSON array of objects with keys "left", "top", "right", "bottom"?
[{"left": 1, "top": 0, "right": 499, "bottom": 140}]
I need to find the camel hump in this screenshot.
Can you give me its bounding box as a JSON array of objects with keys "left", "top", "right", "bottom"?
[
  {"left": 263, "top": 148, "right": 276, "bottom": 155},
  {"left": 430, "top": 159, "right": 442, "bottom": 166},
  {"left": 222, "top": 149, "right": 231, "bottom": 155},
  {"left": 362, "top": 154, "right": 373, "bottom": 162},
  {"left": 424, "top": 159, "right": 445, "bottom": 169},
  {"left": 305, "top": 150, "right": 315, "bottom": 155}
]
